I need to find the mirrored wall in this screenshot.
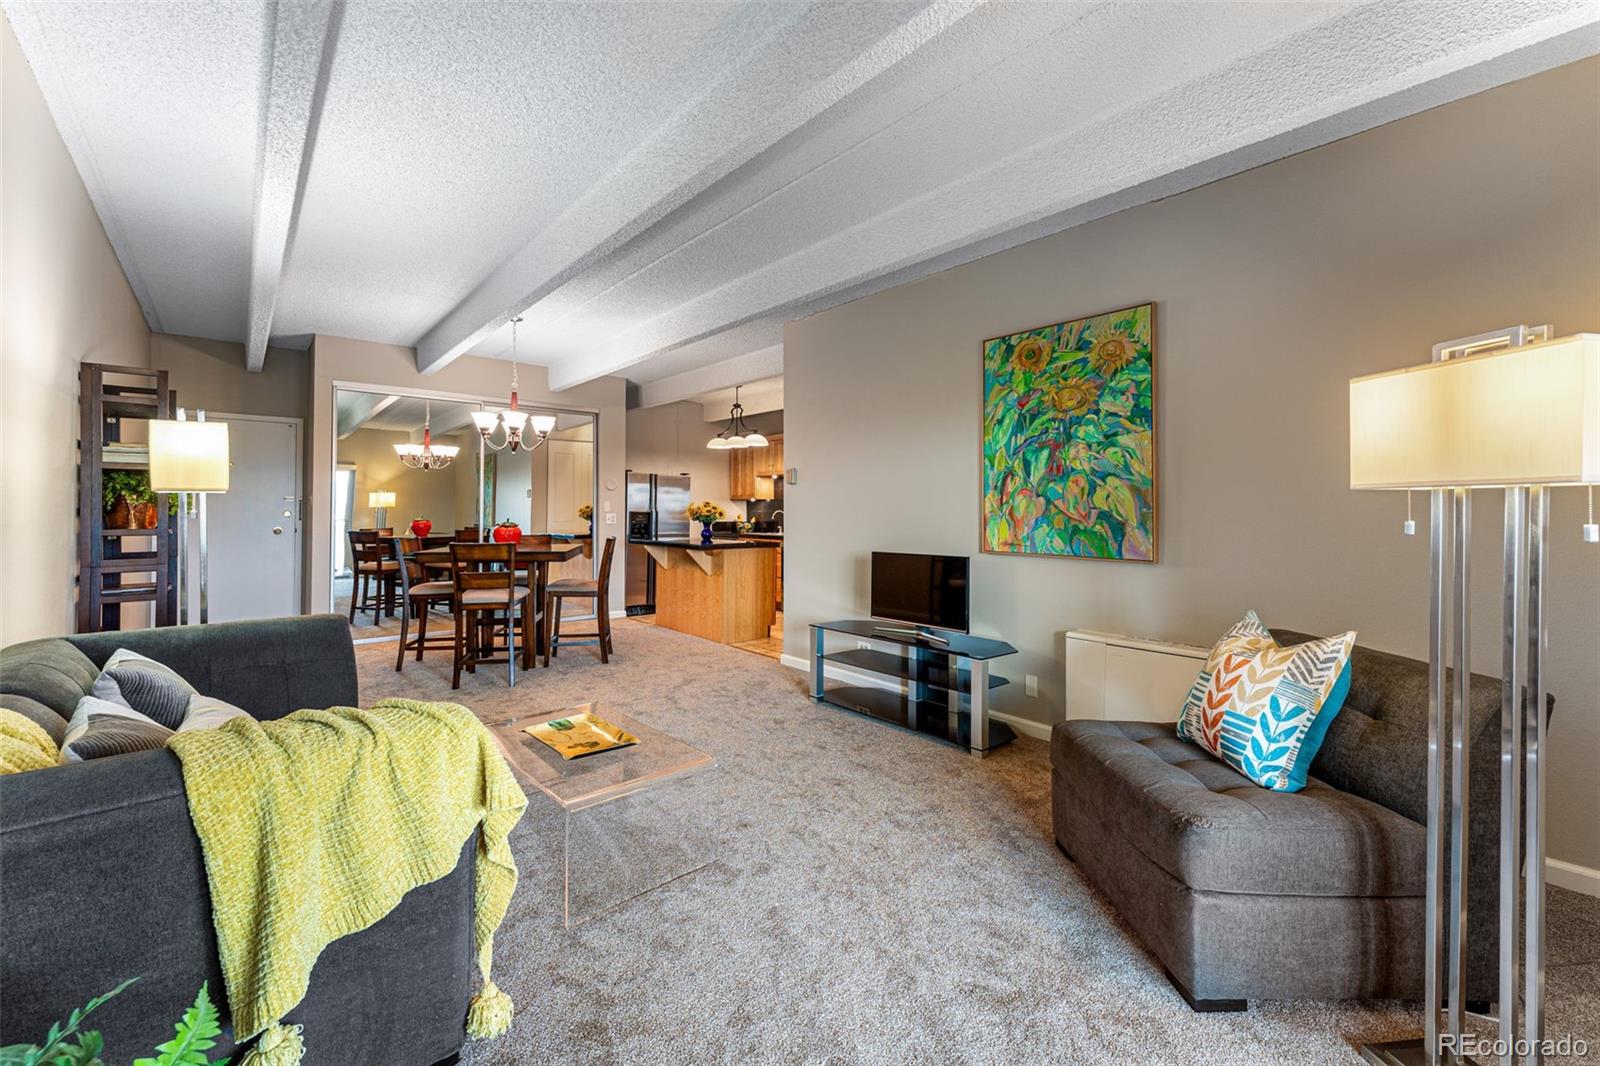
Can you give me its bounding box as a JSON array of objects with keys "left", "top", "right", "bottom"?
[{"left": 329, "top": 385, "right": 597, "bottom": 625}]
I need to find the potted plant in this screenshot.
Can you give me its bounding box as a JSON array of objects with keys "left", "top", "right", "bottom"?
[
  {"left": 409, "top": 516, "right": 432, "bottom": 538},
  {"left": 685, "top": 501, "right": 726, "bottom": 544},
  {"left": 102, "top": 471, "right": 164, "bottom": 530},
  {"left": 577, "top": 503, "right": 593, "bottom": 534},
  {"left": 491, "top": 518, "right": 522, "bottom": 544}
]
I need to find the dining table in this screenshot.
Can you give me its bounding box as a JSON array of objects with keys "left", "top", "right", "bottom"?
[{"left": 412, "top": 536, "right": 586, "bottom": 664}]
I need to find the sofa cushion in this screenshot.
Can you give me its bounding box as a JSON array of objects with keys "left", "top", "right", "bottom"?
[
  {"left": 1053, "top": 719, "right": 1424, "bottom": 898},
  {"left": 0, "top": 694, "right": 68, "bottom": 747},
  {"left": 65, "top": 616, "right": 359, "bottom": 722},
  {"left": 0, "top": 638, "right": 97, "bottom": 718}
]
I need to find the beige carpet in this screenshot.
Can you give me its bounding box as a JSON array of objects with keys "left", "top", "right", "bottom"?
[{"left": 354, "top": 621, "right": 1599, "bottom": 1065}]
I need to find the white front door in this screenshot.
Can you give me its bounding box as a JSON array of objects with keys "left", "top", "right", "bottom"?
[{"left": 196, "top": 415, "right": 301, "bottom": 622}]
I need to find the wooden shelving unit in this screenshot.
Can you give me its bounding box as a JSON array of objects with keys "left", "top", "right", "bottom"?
[{"left": 77, "top": 363, "right": 179, "bottom": 632}]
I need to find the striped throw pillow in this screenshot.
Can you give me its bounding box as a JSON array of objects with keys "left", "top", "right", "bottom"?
[
  {"left": 1176, "top": 611, "right": 1355, "bottom": 792},
  {"left": 92, "top": 649, "right": 197, "bottom": 730},
  {"left": 61, "top": 696, "right": 174, "bottom": 762}
]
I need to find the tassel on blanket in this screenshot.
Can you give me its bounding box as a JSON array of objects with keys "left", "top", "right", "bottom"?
[
  {"left": 239, "top": 1023, "right": 305, "bottom": 1066},
  {"left": 467, "top": 980, "right": 514, "bottom": 1039}
]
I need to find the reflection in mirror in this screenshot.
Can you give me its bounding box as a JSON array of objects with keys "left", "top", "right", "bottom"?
[
  {"left": 330, "top": 387, "right": 600, "bottom": 627},
  {"left": 493, "top": 413, "right": 597, "bottom": 607}
]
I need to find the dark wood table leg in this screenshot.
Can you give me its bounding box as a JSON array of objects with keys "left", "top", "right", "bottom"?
[{"left": 534, "top": 561, "right": 550, "bottom": 662}]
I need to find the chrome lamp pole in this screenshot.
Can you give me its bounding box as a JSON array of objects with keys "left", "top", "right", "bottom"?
[{"left": 1351, "top": 327, "right": 1596, "bottom": 1066}]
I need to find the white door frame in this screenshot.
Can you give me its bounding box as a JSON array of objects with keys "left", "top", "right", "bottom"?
[{"left": 205, "top": 411, "right": 305, "bottom": 619}]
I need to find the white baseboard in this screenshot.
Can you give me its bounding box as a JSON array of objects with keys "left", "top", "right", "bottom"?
[
  {"left": 780, "top": 654, "right": 1054, "bottom": 741},
  {"left": 1547, "top": 858, "right": 1600, "bottom": 898}
]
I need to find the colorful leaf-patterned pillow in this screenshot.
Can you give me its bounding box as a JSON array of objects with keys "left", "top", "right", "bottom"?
[{"left": 1175, "top": 612, "right": 1355, "bottom": 792}]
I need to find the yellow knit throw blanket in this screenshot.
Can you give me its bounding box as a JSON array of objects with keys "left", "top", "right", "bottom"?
[{"left": 167, "top": 698, "right": 528, "bottom": 1065}]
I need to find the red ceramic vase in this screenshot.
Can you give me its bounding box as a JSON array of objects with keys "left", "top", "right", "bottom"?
[
  {"left": 409, "top": 518, "right": 433, "bottom": 538},
  {"left": 492, "top": 523, "right": 522, "bottom": 544}
]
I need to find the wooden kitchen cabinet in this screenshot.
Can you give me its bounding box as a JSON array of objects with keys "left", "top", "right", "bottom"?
[
  {"left": 728, "top": 435, "right": 781, "bottom": 501},
  {"left": 754, "top": 434, "right": 784, "bottom": 477}
]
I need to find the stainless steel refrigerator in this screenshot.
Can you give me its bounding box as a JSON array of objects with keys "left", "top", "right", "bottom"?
[{"left": 625, "top": 471, "right": 690, "bottom": 613}]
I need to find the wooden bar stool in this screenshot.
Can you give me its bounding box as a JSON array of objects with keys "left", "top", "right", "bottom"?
[
  {"left": 347, "top": 530, "right": 398, "bottom": 624},
  {"left": 392, "top": 536, "right": 456, "bottom": 672},
  {"left": 544, "top": 536, "right": 616, "bottom": 666},
  {"left": 450, "top": 542, "right": 536, "bottom": 689}
]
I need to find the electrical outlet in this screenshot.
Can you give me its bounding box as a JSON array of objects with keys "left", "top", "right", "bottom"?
[
  {"left": 605, "top": 512, "right": 617, "bottom": 525},
  {"left": 1025, "top": 674, "right": 1038, "bottom": 697}
]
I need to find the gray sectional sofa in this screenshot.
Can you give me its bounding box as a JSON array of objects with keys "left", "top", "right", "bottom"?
[
  {"left": 0, "top": 615, "right": 475, "bottom": 1066},
  {"left": 1052, "top": 629, "right": 1547, "bottom": 1010}
]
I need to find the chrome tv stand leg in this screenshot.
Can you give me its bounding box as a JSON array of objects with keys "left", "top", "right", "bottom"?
[{"left": 810, "top": 625, "right": 825, "bottom": 699}]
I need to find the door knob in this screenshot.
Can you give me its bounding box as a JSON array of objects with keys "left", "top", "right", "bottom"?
[{"left": 272, "top": 527, "right": 284, "bottom": 535}]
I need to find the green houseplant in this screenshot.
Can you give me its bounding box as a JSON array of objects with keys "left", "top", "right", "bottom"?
[
  {"left": 101, "top": 471, "right": 177, "bottom": 530},
  {"left": 0, "top": 980, "right": 229, "bottom": 1066}
]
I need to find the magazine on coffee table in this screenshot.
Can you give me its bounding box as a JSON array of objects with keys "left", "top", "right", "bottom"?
[{"left": 524, "top": 710, "right": 639, "bottom": 760}]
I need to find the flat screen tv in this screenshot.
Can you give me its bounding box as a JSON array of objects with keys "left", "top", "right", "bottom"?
[{"left": 870, "top": 552, "right": 970, "bottom": 634}]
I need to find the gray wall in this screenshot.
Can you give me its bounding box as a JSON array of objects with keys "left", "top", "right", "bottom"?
[
  {"left": 150, "top": 333, "right": 308, "bottom": 420},
  {"left": 783, "top": 60, "right": 1600, "bottom": 870}
]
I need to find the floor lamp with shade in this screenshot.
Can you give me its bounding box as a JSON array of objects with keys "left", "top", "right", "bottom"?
[
  {"left": 1350, "top": 329, "right": 1598, "bottom": 1065},
  {"left": 149, "top": 410, "right": 230, "bottom": 625},
  {"left": 368, "top": 491, "right": 395, "bottom": 531}
]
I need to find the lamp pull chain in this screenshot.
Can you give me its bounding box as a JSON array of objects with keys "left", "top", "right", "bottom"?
[
  {"left": 1404, "top": 490, "right": 1416, "bottom": 536},
  {"left": 1585, "top": 485, "right": 1598, "bottom": 544}
]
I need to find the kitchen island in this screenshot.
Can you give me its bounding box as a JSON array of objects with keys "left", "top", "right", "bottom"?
[{"left": 637, "top": 538, "right": 778, "bottom": 644}]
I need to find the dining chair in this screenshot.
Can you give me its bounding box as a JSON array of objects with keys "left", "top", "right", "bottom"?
[
  {"left": 454, "top": 526, "right": 481, "bottom": 543},
  {"left": 391, "top": 536, "right": 455, "bottom": 672},
  {"left": 347, "top": 530, "right": 398, "bottom": 625},
  {"left": 543, "top": 536, "right": 616, "bottom": 666},
  {"left": 450, "top": 542, "right": 535, "bottom": 688}
]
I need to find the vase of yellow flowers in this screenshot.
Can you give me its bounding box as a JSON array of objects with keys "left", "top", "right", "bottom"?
[
  {"left": 578, "top": 502, "right": 593, "bottom": 534},
  {"left": 685, "top": 500, "right": 726, "bottom": 543}
]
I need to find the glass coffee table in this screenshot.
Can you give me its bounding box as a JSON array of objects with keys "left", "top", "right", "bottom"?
[{"left": 488, "top": 703, "right": 716, "bottom": 926}]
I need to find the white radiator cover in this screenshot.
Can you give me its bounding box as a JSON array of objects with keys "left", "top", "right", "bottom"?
[{"left": 1063, "top": 630, "right": 1209, "bottom": 724}]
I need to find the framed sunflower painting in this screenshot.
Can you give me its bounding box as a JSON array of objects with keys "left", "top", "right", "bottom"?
[{"left": 981, "top": 302, "right": 1156, "bottom": 562}]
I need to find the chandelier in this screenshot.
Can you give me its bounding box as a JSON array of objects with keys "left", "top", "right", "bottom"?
[
  {"left": 393, "top": 400, "right": 459, "bottom": 470},
  {"left": 473, "top": 317, "right": 557, "bottom": 452},
  {"left": 706, "top": 385, "right": 768, "bottom": 450}
]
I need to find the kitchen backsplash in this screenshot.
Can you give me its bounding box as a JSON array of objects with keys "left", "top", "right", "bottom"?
[{"left": 744, "top": 490, "right": 783, "bottom": 528}]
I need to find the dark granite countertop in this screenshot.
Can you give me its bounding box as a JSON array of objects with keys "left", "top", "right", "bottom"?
[{"left": 633, "top": 537, "right": 779, "bottom": 551}]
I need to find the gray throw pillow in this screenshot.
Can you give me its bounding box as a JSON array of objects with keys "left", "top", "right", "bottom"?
[
  {"left": 60, "top": 696, "right": 174, "bottom": 762},
  {"left": 177, "top": 693, "right": 251, "bottom": 733},
  {"left": 91, "top": 649, "right": 196, "bottom": 730}
]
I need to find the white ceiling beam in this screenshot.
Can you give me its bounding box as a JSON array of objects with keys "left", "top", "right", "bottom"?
[
  {"left": 245, "top": 0, "right": 343, "bottom": 372},
  {"left": 631, "top": 346, "right": 784, "bottom": 411},
  {"left": 334, "top": 391, "right": 396, "bottom": 438},
  {"left": 545, "top": 1, "right": 1600, "bottom": 392},
  {"left": 412, "top": 0, "right": 982, "bottom": 377}
]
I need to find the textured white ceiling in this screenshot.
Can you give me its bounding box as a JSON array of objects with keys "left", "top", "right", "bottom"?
[{"left": 8, "top": 0, "right": 1598, "bottom": 401}]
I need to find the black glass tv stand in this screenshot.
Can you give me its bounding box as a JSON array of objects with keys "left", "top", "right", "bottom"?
[{"left": 807, "top": 619, "right": 1018, "bottom": 754}]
